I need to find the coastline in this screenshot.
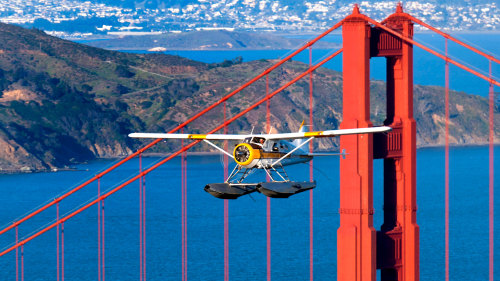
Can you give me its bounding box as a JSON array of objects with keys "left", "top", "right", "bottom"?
[
  {"left": 80, "top": 46, "right": 341, "bottom": 51},
  {"left": 2, "top": 143, "right": 497, "bottom": 175}
]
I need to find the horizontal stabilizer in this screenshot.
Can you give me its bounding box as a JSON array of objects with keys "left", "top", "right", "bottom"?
[
  {"left": 204, "top": 183, "right": 257, "bottom": 199},
  {"left": 309, "top": 153, "right": 344, "bottom": 156},
  {"left": 257, "top": 181, "right": 316, "bottom": 198},
  {"left": 309, "top": 149, "right": 348, "bottom": 158}
]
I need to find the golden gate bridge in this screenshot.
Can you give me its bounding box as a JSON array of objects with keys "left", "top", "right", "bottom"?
[{"left": 0, "top": 3, "right": 498, "bottom": 281}]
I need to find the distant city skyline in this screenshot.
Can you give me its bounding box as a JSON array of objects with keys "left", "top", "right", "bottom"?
[{"left": 0, "top": 0, "right": 498, "bottom": 38}]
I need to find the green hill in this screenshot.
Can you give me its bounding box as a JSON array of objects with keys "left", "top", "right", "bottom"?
[
  {"left": 0, "top": 23, "right": 498, "bottom": 172},
  {"left": 0, "top": 22, "right": 205, "bottom": 172}
]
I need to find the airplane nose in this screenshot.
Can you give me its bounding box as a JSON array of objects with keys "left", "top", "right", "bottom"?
[{"left": 234, "top": 145, "right": 250, "bottom": 162}]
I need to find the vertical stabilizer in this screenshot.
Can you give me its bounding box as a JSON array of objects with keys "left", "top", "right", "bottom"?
[{"left": 292, "top": 121, "right": 308, "bottom": 149}]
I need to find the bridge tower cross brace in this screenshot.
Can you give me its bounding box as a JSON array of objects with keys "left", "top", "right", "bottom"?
[{"left": 338, "top": 4, "right": 419, "bottom": 281}]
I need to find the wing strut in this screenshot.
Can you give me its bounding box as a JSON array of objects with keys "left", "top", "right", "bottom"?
[{"left": 203, "top": 140, "right": 234, "bottom": 159}]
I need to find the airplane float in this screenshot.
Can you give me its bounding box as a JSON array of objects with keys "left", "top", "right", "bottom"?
[{"left": 129, "top": 124, "right": 391, "bottom": 199}]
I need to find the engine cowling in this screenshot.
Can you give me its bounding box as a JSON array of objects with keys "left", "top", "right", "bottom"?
[{"left": 233, "top": 143, "right": 261, "bottom": 168}]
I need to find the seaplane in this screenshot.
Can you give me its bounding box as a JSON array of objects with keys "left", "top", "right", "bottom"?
[{"left": 129, "top": 124, "right": 391, "bottom": 199}]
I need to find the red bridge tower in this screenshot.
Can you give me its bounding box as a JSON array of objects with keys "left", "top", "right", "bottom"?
[{"left": 338, "top": 4, "right": 419, "bottom": 280}]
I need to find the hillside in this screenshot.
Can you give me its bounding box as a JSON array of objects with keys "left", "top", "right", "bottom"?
[
  {"left": 84, "top": 30, "right": 340, "bottom": 50},
  {"left": 0, "top": 22, "right": 498, "bottom": 172},
  {"left": 0, "top": 22, "right": 206, "bottom": 172}
]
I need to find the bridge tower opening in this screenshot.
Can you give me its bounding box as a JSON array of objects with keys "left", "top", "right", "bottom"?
[{"left": 338, "top": 4, "right": 419, "bottom": 280}]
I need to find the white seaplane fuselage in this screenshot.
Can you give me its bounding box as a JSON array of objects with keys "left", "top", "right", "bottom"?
[{"left": 232, "top": 137, "right": 311, "bottom": 169}]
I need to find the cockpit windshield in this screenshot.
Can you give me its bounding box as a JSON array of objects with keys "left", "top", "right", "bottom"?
[{"left": 243, "top": 137, "right": 266, "bottom": 148}]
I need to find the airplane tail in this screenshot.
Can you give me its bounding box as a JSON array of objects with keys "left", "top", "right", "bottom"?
[{"left": 292, "top": 121, "right": 309, "bottom": 149}]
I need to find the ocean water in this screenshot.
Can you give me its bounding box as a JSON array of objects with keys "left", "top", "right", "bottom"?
[
  {"left": 130, "top": 33, "right": 499, "bottom": 97},
  {"left": 0, "top": 146, "right": 498, "bottom": 280}
]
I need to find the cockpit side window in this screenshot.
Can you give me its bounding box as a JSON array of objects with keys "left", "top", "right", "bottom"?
[
  {"left": 279, "top": 141, "right": 288, "bottom": 150},
  {"left": 257, "top": 137, "right": 266, "bottom": 145},
  {"left": 272, "top": 143, "right": 278, "bottom": 151}
]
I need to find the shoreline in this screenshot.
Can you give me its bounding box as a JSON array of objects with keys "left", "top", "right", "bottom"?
[
  {"left": 87, "top": 46, "right": 341, "bottom": 51},
  {"left": 2, "top": 143, "right": 498, "bottom": 175}
]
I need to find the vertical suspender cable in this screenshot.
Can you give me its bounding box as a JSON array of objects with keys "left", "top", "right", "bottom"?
[
  {"left": 488, "top": 60, "right": 494, "bottom": 281},
  {"left": 181, "top": 128, "right": 187, "bottom": 281},
  {"left": 266, "top": 74, "right": 271, "bottom": 281},
  {"left": 181, "top": 131, "right": 185, "bottom": 281},
  {"left": 444, "top": 38, "right": 450, "bottom": 281},
  {"left": 98, "top": 178, "right": 101, "bottom": 281},
  {"left": 267, "top": 198, "right": 271, "bottom": 281},
  {"left": 224, "top": 102, "right": 229, "bottom": 281},
  {"left": 143, "top": 175, "right": 147, "bottom": 280},
  {"left": 102, "top": 200, "right": 105, "bottom": 281},
  {"left": 99, "top": 181, "right": 105, "bottom": 281},
  {"left": 308, "top": 46, "right": 314, "bottom": 281},
  {"left": 21, "top": 245, "right": 24, "bottom": 281},
  {"left": 184, "top": 141, "right": 187, "bottom": 281},
  {"left": 185, "top": 132, "right": 187, "bottom": 281},
  {"left": 61, "top": 222, "right": 64, "bottom": 281},
  {"left": 16, "top": 226, "right": 18, "bottom": 281},
  {"left": 57, "top": 203, "right": 60, "bottom": 281},
  {"left": 266, "top": 75, "right": 270, "bottom": 132},
  {"left": 186, "top": 132, "right": 188, "bottom": 281},
  {"left": 139, "top": 154, "right": 143, "bottom": 281}
]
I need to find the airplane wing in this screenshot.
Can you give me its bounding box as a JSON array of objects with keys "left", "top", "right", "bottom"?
[
  {"left": 128, "top": 132, "right": 250, "bottom": 140},
  {"left": 259, "top": 126, "right": 392, "bottom": 140},
  {"left": 128, "top": 126, "right": 391, "bottom": 141}
]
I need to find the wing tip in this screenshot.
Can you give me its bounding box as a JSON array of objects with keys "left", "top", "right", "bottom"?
[{"left": 128, "top": 133, "right": 157, "bottom": 138}]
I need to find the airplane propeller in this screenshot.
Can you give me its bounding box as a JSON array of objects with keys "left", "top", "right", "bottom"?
[{"left": 234, "top": 145, "right": 250, "bottom": 162}]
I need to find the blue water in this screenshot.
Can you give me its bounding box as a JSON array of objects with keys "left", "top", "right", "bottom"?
[
  {"left": 0, "top": 146, "right": 498, "bottom": 280},
  {"left": 125, "top": 33, "right": 499, "bottom": 97}
]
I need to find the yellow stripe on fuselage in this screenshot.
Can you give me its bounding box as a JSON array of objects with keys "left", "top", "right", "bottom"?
[
  {"left": 260, "top": 152, "right": 310, "bottom": 159},
  {"left": 188, "top": 134, "right": 207, "bottom": 139}
]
